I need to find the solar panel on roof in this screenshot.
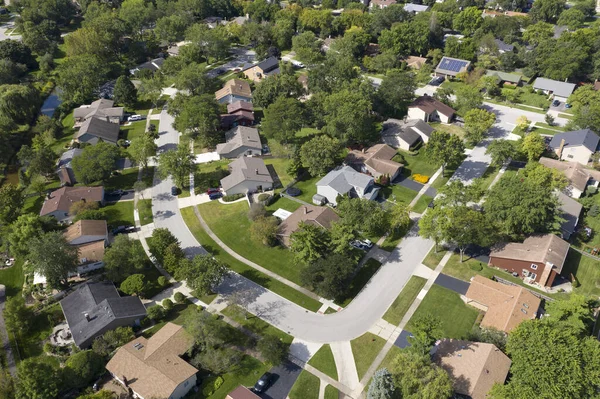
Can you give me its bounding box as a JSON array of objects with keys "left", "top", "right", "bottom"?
[{"left": 439, "top": 58, "right": 468, "bottom": 73}]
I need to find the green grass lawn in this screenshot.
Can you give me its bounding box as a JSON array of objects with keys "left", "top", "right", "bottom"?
[
  {"left": 561, "top": 249, "right": 600, "bottom": 297},
  {"left": 532, "top": 127, "right": 563, "bottom": 136},
  {"left": 558, "top": 113, "right": 574, "bottom": 119},
  {"left": 405, "top": 285, "right": 479, "bottom": 339},
  {"left": 141, "top": 166, "right": 155, "bottom": 188},
  {"left": 53, "top": 110, "right": 76, "bottom": 154},
  {"left": 137, "top": 198, "right": 153, "bottom": 226},
  {"left": 194, "top": 160, "right": 229, "bottom": 194},
  {"left": 291, "top": 175, "right": 320, "bottom": 204},
  {"left": 396, "top": 150, "right": 441, "bottom": 180},
  {"left": 265, "top": 195, "right": 302, "bottom": 213},
  {"left": 412, "top": 194, "right": 432, "bottom": 213},
  {"left": 350, "top": 333, "right": 386, "bottom": 380},
  {"left": 535, "top": 122, "right": 566, "bottom": 131},
  {"left": 142, "top": 303, "right": 200, "bottom": 337},
  {"left": 324, "top": 385, "right": 338, "bottom": 399},
  {"left": 378, "top": 344, "right": 402, "bottom": 375},
  {"left": 289, "top": 370, "right": 320, "bottom": 399},
  {"left": 0, "top": 259, "right": 24, "bottom": 297},
  {"left": 430, "top": 123, "right": 467, "bottom": 141},
  {"left": 264, "top": 157, "right": 293, "bottom": 187},
  {"left": 221, "top": 304, "right": 293, "bottom": 344},
  {"left": 477, "top": 165, "right": 500, "bottom": 193},
  {"left": 180, "top": 207, "right": 322, "bottom": 311},
  {"left": 121, "top": 121, "right": 146, "bottom": 141},
  {"left": 422, "top": 247, "right": 446, "bottom": 269},
  {"left": 383, "top": 276, "right": 427, "bottom": 326},
  {"left": 430, "top": 163, "right": 460, "bottom": 189},
  {"left": 307, "top": 344, "right": 337, "bottom": 380},
  {"left": 518, "top": 90, "right": 550, "bottom": 109},
  {"left": 105, "top": 168, "right": 139, "bottom": 191},
  {"left": 336, "top": 259, "right": 382, "bottom": 307},
  {"left": 22, "top": 195, "right": 44, "bottom": 214},
  {"left": 198, "top": 201, "right": 301, "bottom": 283},
  {"left": 380, "top": 221, "right": 413, "bottom": 252},
  {"left": 380, "top": 184, "right": 418, "bottom": 205},
  {"left": 103, "top": 200, "right": 135, "bottom": 229}
]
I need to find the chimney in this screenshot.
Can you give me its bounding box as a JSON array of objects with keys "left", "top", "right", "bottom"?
[
  {"left": 558, "top": 138, "right": 566, "bottom": 159},
  {"left": 123, "top": 376, "right": 128, "bottom": 387},
  {"left": 304, "top": 206, "right": 307, "bottom": 214},
  {"left": 84, "top": 313, "right": 90, "bottom": 322},
  {"left": 255, "top": 168, "right": 259, "bottom": 175},
  {"left": 362, "top": 148, "right": 366, "bottom": 154}
]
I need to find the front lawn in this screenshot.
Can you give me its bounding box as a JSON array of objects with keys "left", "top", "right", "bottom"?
[
  {"left": 422, "top": 247, "right": 446, "bottom": 269},
  {"left": 396, "top": 150, "right": 441, "bottom": 180},
  {"left": 380, "top": 221, "right": 414, "bottom": 252},
  {"left": 0, "top": 259, "right": 24, "bottom": 297},
  {"left": 430, "top": 123, "right": 466, "bottom": 141},
  {"left": 561, "top": 249, "right": 600, "bottom": 297},
  {"left": 325, "top": 385, "right": 338, "bottom": 399},
  {"left": 137, "top": 199, "right": 153, "bottom": 226},
  {"left": 350, "top": 332, "right": 386, "bottom": 380},
  {"left": 412, "top": 194, "right": 432, "bottom": 214},
  {"left": 405, "top": 285, "right": 479, "bottom": 339},
  {"left": 336, "top": 259, "right": 382, "bottom": 307},
  {"left": 194, "top": 160, "right": 229, "bottom": 194},
  {"left": 478, "top": 165, "right": 500, "bottom": 192},
  {"left": 221, "top": 304, "right": 293, "bottom": 344},
  {"left": 383, "top": 276, "right": 427, "bottom": 326},
  {"left": 289, "top": 370, "right": 320, "bottom": 399},
  {"left": 142, "top": 303, "right": 199, "bottom": 337},
  {"left": 105, "top": 168, "right": 139, "bottom": 191},
  {"left": 307, "top": 344, "right": 337, "bottom": 380},
  {"left": 103, "top": 200, "right": 135, "bottom": 229},
  {"left": 380, "top": 184, "right": 419, "bottom": 205},
  {"left": 265, "top": 195, "right": 302, "bottom": 213},
  {"left": 120, "top": 121, "right": 146, "bottom": 141}
]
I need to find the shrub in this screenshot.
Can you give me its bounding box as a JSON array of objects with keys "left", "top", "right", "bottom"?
[
  {"left": 157, "top": 276, "right": 168, "bottom": 287},
  {"left": 257, "top": 193, "right": 270, "bottom": 202},
  {"left": 248, "top": 203, "right": 267, "bottom": 221},
  {"left": 587, "top": 186, "right": 598, "bottom": 196},
  {"left": 588, "top": 204, "right": 599, "bottom": 217},
  {"left": 202, "top": 376, "right": 224, "bottom": 396},
  {"left": 147, "top": 305, "right": 166, "bottom": 321},
  {"left": 223, "top": 193, "right": 244, "bottom": 202},
  {"left": 469, "top": 262, "right": 483, "bottom": 271},
  {"left": 162, "top": 298, "right": 174, "bottom": 311},
  {"left": 174, "top": 292, "right": 186, "bottom": 303},
  {"left": 413, "top": 174, "right": 429, "bottom": 184}
]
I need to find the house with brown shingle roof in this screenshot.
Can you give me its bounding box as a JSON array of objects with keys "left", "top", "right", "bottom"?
[
  {"left": 64, "top": 220, "right": 108, "bottom": 245},
  {"left": 277, "top": 205, "right": 340, "bottom": 247},
  {"left": 227, "top": 386, "right": 260, "bottom": 399},
  {"left": 539, "top": 157, "right": 600, "bottom": 198},
  {"left": 407, "top": 95, "right": 456, "bottom": 124},
  {"left": 345, "top": 144, "right": 404, "bottom": 181},
  {"left": 215, "top": 79, "right": 253, "bottom": 104},
  {"left": 464, "top": 276, "right": 541, "bottom": 333},
  {"left": 432, "top": 339, "right": 511, "bottom": 399},
  {"left": 40, "top": 186, "right": 105, "bottom": 222},
  {"left": 106, "top": 322, "right": 198, "bottom": 399},
  {"left": 405, "top": 56, "right": 427, "bottom": 69},
  {"left": 489, "top": 234, "right": 570, "bottom": 288}
]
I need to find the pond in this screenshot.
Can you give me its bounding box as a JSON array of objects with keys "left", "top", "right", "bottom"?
[{"left": 40, "top": 90, "right": 63, "bottom": 117}]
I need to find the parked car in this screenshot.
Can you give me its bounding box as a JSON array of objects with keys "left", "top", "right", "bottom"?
[
  {"left": 112, "top": 225, "right": 136, "bottom": 235},
  {"left": 5, "top": 258, "right": 14, "bottom": 266},
  {"left": 286, "top": 187, "right": 301, "bottom": 197},
  {"left": 128, "top": 114, "right": 143, "bottom": 122},
  {"left": 108, "top": 189, "right": 125, "bottom": 196},
  {"left": 360, "top": 239, "right": 374, "bottom": 249},
  {"left": 350, "top": 240, "right": 367, "bottom": 250},
  {"left": 565, "top": 103, "right": 572, "bottom": 109},
  {"left": 253, "top": 373, "right": 273, "bottom": 393},
  {"left": 0, "top": 8, "right": 9, "bottom": 14},
  {"left": 209, "top": 192, "right": 223, "bottom": 200},
  {"left": 171, "top": 186, "right": 178, "bottom": 195},
  {"left": 552, "top": 100, "right": 560, "bottom": 107},
  {"left": 206, "top": 188, "right": 220, "bottom": 195},
  {"left": 429, "top": 76, "right": 445, "bottom": 86}
]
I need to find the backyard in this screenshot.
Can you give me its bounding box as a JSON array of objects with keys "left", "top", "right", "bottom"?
[{"left": 561, "top": 250, "right": 600, "bottom": 297}]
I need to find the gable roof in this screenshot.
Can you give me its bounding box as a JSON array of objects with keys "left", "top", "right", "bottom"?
[
  {"left": 409, "top": 95, "right": 456, "bottom": 118},
  {"left": 220, "top": 157, "right": 274, "bottom": 191},
  {"left": 40, "top": 186, "right": 104, "bottom": 216},
  {"left": 406, "top": 56, "right": 427, "bottom": 69},
  {"left": 490, "top": 234, "right": 570, "bottom": 274},
  {"left": 485, "top": 69, "right": 521, "bottom": 84},
  {"left": 106, "top": 323, "right": 198, "bottom": 399},
  {"left": 316, "top": 166, "right": 374, "bottom": 194},
  {"left": 403, "top": 3, "right": 429, "bottom": 12},
  {"left": 215, "top": 79, "right": 252, "bottom": 101},
  {"left": 227, "top": 100, "right": 254, "bottom": 114},
  {"left": 227, "top": 386, "right": 261, "bottom": 399},
  {"left": 277, "top": 205, "right": 340, "bottom": 246},
  {"left": 435, "top": 57, "right": 471, "bottom": 76},
  {"left": 76, "top": 117, "right": 120, "bottom": 143},
  {"left": 549, "top": 129, "right": 600, "bottom": 153},
  {"left": 60, "top": 282, "right": 146, "bottom": 348},
  {"left": 346, "top": 144, "right": 403, "bottom": 176},
  {"left": 77, "top": 240, "right": 105, "bottom": 263},
  {"left": 216, "top": 126, "right": 262, "bottom": 156},
  {"left": 432, "top": 340, "right": 511, "bottom": 399},
  {"left": 557, "top": 191, "right": 583, "bottom": 237},
  {"left": 494, "top": 38, "right": 514, "bottom": 52},
  {"left": 74, "top": 99, "right": 124, "bottom": 121},
  {"left": 58, "top": 148, "right": 84, "bottom": 168},
  {"left": 64, "top": 220, "right": 108, "bottom": 243},
  {"left": 465, "top": 276, "right": 541, "bottom": 333},
  {"left": 533, "top": 77, "right": 576, "bottom": 98},
  {"left": 256, "top": 57, "right": 279, "bottom": 73},
  {"left": 539, "top": 157, "right": 600, "bottom": 191}
]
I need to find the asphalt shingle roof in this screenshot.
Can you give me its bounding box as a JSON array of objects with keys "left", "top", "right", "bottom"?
[{"left": 549, "top": 129, "right": 600, "bottom": 153}]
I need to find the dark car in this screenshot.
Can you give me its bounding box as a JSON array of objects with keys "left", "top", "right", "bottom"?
[
  {"left": 286, "top": 187, "right": 301, "bottom": 197},
  {"left": 108, "top": 189, "right": 125, "bottom": 196},
  {"left": 206, "top": 188, "right": 220, "bottom": 195},
  {"left": 253, "top": 373, "right": 273, "bottom": 393},
  {"left": 171, "top": 186, "right": 178, "bottom": 195},
  {"left": 552, "top": 99, "right": 560, "bottom": 107},
  {"left": 209, "top": 192, "right": 223, "bottom": 200},
  {"left": 112, "top": 225, "right": 135, "bottom": 235}
]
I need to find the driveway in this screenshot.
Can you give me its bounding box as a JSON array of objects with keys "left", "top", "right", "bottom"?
[
  {"left": 259, "top": 360, "right": 303, "bottom": 399},
  {"left": 434, "top": 273, "right": 470, "bottom": 295},
  {"left": 0, "top": 19, "right": 20, "bottom": 41},
  {"left": 394, "top": 330, "right": 413, "bottom": 349},
  {"left": 393, "top": 175, "right": 423, "bottom": 192},
  {"left": 105, "top": 190, "right": 135, "bottom": 202}
]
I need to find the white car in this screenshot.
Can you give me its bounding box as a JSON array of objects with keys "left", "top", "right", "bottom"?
[
  {"left": 360, "top": 239, "right": 374, "bottom": 249},
  {"left": 128, "top": 114, "right": 143, "bottom": 122}
]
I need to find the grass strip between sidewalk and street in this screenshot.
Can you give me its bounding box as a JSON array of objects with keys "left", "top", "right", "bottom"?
[
  {"left": 383, "top": 276, "right": 427, "bottom": 326},
  {"left": 180, "top": 206, "right": 322, "bottom": 312},
  {"left": 307, "top": 344, "right": 338, "bottom": 380}
]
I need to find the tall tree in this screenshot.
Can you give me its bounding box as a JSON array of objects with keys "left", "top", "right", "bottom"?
[
  {"left": 0, "top": 184, "right": 23, "bottom": 227},
  {"left": 148, "top": 228, "right": 180, "bottom": 264},
  {"left": 103, "top": 235, "right": 147, "bottom": 282},
  {"left": 128, "top": 133, "right": 157, "bottom": 168},
  {"left": 424, "top": 131, "right": 465, "bottom": 178},
  {"left": 464, "top": 108, "right": 495, "bottom": 145},
  {"left": 530, "top": 0, "right": 566, "bottom": 23},
  {"left": 521, "top": 132, "right": 546, "bottom": 161},
  {"left": 486, "top": 140, "right": 516, "bottom": 166},
  {"left": 338, "top": 197, "right": 390, "bottom": 237},
  {"left": 367, "top": 368, "right": 395, "bottom": 399},
  {"left": 375, "top": 70, "right": 416, "bottom": 118},
  {"left": 172, "top": 94, "right": 220, "bottom": 147},
  {"left": 174, "top": 63, "right": 216, "bottom": 96},
  {"left": 71, "top": 142, "right": 119, "bottom": 184},
  {"left": 56, "top": 54, "right": 110, "bottom": 104},
  {"left": 442, "top": 205, "right": 495, "bottom": 261},
  {"left": 252, "top": 73, "right": 305, "bottom": 108},
  {"left": 113, "top": 75, "right": 138, "bottom": 108},
  {"left": 28, "top": 231, "right": 79, "bottom": 287},
  {"left": 6, "top": 214, "right": 44, "bottom": 256},
  {"left": 261, "top": 97, "right": 305, "bottom": 145},
  {"left": 454, "top": 85, "right": 484, "bottom": 114},
  {"left": 157, "top": 142, "right": 196, "bottom": 189},
  {"left": 391, "top": 351, "right": 453, "bottom": 399},
  {"left": 15, "top": 359, "right": 60, "bottom": 399},
  {"left": 250, "top": 216, "right": 279, "bottom": 246},
  {"left": 299, "top": 253, "right": 355, "bottom": 299},
  {"left": 323, "top": 86, "right": 377, "bottom": 144},
  {"left": 175, "top": 255, "right": 229, "bottom": 295},
  {"left": 300, "top": 135, "right": 342, "bottom": 176},
  {"left": 290, "top": 222, "right": 331, "bottom": 264}
]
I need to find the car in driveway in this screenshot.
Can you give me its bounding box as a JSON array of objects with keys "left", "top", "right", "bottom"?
[
  {"left": 428, "top": 76, "right": 445, "bottom": 86},
  {"left": 206, "top": 188, "right": 220, "bottom": 195},
  {"left": 171, "top": 186, "right": 179, "bottom": 195},
  {"left": 112, "top": 225, "right": 136, "bottom": 235},
  {"left": 128, "top": 114, "right": 143, "bottom": 122},
  {"left": 360, "top": 239, "right": 374, "bottom": 249},
  {"left": 253, "top": 372, "right": 274, "bottom": 393},
  {"left": 552, "top": 99, "right": 560, "bottom": 107},
  {"left": 209, "top": 192, "right": 223, "bottom": 200},
  {"left": 350, "top": 240, "right": 367, "bottom": 250}
]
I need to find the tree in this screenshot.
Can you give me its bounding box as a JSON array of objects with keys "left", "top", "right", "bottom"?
[
  {"left": 192, "top": 347, "right": 241, "bottom": 374},
  {"left": 0, "top": 369, "right": 14, "bottom": 399},
  {"left": 174, "top": 292, "right": 186, "bottom": 304},
  {"left": 557, "top": 7, "right": 585, "bottom": 30},
  {"left": 163, "top": 298, "right": 174, "bottom": 311},
  {"left": 156, "top": 14, "right": 191, "bottom": 43},
  {"left": 290, "top": 222, "right": 331, "bottom": 264},
  {"left": 17, "top": 143, "right": 55, "bottom": 177},
  {"left": 163, "top": 242, "right": 185, "bottom": 274},
  {"left": 128, "top": 133, "right": 158, "bottom": 168},
  {"left": 69, "top": 200, "right": 99, "bottom": 217},
  {"left": 375, "top": 69, "right": 416, "bottom": 118},
  {"left": 379, "top": 20, "right": 431, "bottom": 57},
  {"left": 453, "top": 7, "right": 483, "bottom": 35},
  {"left": 0, "top": 184, "right": 23, "bottom": 227},
  {"left": 424, "top": 131, "right": 465, "bottom": 178},
  {"left": 6, "top": 214, "right": 44, "bottom": 256},
  {"left": 388, "top": 203, "right": 410, "bottom": 233},
  {"left": 468, "top": 326, "right": 507, "bottom": 352},
  {"left": 329, "top": 221, "right": 357, "bottom": 254},
  {"left": 454, "top": 85, "right": 483, "bottom": 114},
  {"left": 174, "top": 63, "right": 216, "bottom": 96},
  {"left": 257, "top": 335, "right": 288, "bottom": 365},
  {"left": 250, "top": 216, "right": 279, "bottom": 246},
  {"left": 486, "top": 140, "right": 515, "bottom": 166},
  {"left": 523, "top": 22, "right": 554, "bottom": 46},
  {"left": 0, "top": 84, "right": 39, "bottom": 124},
  {"left": 261, "top": 97, "right": 304, "bottom": 145},
  {"left": 441, "top": 205, "right": 495, "bottom": 261},
  {"left": 544, "top": 294, "right": 595, "bottom": 334},
  {"left": 530, "top": 0, "right": 566, "bottom": 23},
  {"left": 184, "top": 308, "right": 227, "bottom": 349},
  {"left": 300, "top": 253, "right": 355, "bottom": 299},
  {"left": 175, "top": 255, "right": 229, "bottom": 296},
  {"left": 157, "top": 142, "right": 196, "bottom": 189},
  {"left": 300, "top": 135, "right": 342, "bottom": 177},
  {"left": 149, "top": 228, "right": 180, "bottom": 264},
  {"left": 146, "top": 305, "right": 166, "bottom": 321},
  {"left": 138, "top": 75, "right": 164, "bottom": 107},
  {"left": 436, "top": 180, "right": 483, "bottom": 207},
  {"left": 4, "top": 296, "right": 33, "bottom": 334},
  {"left": 113, "top": 75, "right": 137, "bottom": 108},
  {"left": 323, "top": 87, "right": 377, "bottom": 144},
  {"left": 464, "top": 108, "right": 495, "bottom": 145},
  {"left": 120, "top": 274, "right": 146, "bottom": 297},
  {"left": 64, "top": 350, "right": 105, "bottom": 388},
  {"left": 92, "top": 326, "right": 135, "bottom": 356},
  {"left": 185, "top": 24, "right": 230, "bottom": 62},
  {"left": 390, "top": 351, "right": 453, "bottom": 399},
  {"left": 253, "top": 73, "right": 305, "bottom": 108},
  {"left": 331, "top": 26, "right": 370, "bottom": 60},
  {"left": 367, "top": 368, "right": 395, "bottom": 399},
  {"left": 338, "top": 198, "right": 390, "bottom": 237},
  {"left": 56, "top": 54, "right": 110, "bottom": 104},
  {"left": 71, "top": 142, "right": 119, "bottom": 184},
  {"left": 15, "top": 359, "right": 59, "bottom": 399},
  {"left": 28, "top": 231, "right": 79, "bottom": 287},
  {"left": 0, "top": 40, "right": 36, "bottom": 69},
  {"left": 407, "top": 313, "right": 443, "bottom": 355},
  {"left": 104, "top": 235, "right": 147, "bottom": 281},
  {"left": 521, "top": 132, "right": 546, "bottom": 161},
  {"left": 172, "top": 95, "right": 220, "bottom": 148}
]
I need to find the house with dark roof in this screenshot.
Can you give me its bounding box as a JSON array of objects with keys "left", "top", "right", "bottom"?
[
  {"left": 215, "top": 79, "right": 253, "bottom": 104},
  {"left": 494, "top": 39, "right": 514, "bottom": 53},
  {"left": 40, "top": 186, "right": 105, "bottom": 222},
  {"left": 220, "top": 101, "right": 255, "bottom": 129},
  {"left": 76, "top": 117, "right": 121, "bottom": 145},
  {"left": 73, "top": 99, "right": 124, "bottom": 126},
  {"left": 346, "top": 144, "right": 404, "bottom": 181},
  {"left": 434, "top": 56, "right": 471, "bottom": 78},
  {"left": 316, "top": 166, "right": 379, "bottom": 205},
  {"left": 489, "top": 234, "right": 570, "bottom": 287},
  {"left": 216, "top": 126, "right": 262, "bottom": 158},
  {"left": 129, "top": 57, "right": 165, "bottom": 75},
  {"left": 277, "top": 205, "right": 340, "bottom": 247},
  {"left": 60, "top": 282, "right": 147, "bottom": 348},
  {"left": 56, "top": 148, "right": 83, "bottom": 186},
  {"left": 556, "top": 191, "right": 583, "bottom": 240},
  {"left": 533, "top": 77, "right": 576, "bottom": 102},
  {"left": 220, "top": 157, "right": 274, "bottom": 195},
  {"left": 407, "top": 95, "right": 456, "bottom": 124},
  {"left": 106, "top": 322, "right": 197, "bottom": 399},
  {"left": 243, "top": 57, "right": 280, "bottom": 82},
  {"left": 381, "top": 118, "right": 435, "bottom": 151},
  {"left": 539, "top": 157, "right": 600, "bottom": 198},
  {"left": 548, "top": 129, "right": 600, "bottom": 165}
]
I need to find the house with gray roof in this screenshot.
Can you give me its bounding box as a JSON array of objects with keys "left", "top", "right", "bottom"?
[
  {"left": 56, "top": 148, "right": 83, "bottom": 186},
  {"left": 73, "top": 99, "right": 124, "bottom": 126},
  {"left": 129, "top": 57, "right": 165, "bottom": 75},
  {"left": 220, "top": 157, "right": 274, "bottom": 195},
  {"left": 485, "top": 70, "right": 521, "bottom": 86},
  {"left": 76, "top": 117, "right": 121, "bottom": 145},
  {"left": 533, "top": 77, "right": 576, "bottom": 102},
  {"left": 549, "top": 129, "right": 600, "bottom": 165},
  {"left": 316, "top": 166, "right": 379, "bottom": 205},
  {"left": 60, "top": 282, "right": 146, "bottom": 348},
  {"left": 556, "top": 191, "right": 582, "bottom": 240},
  {"left": 216, "top": 126, "right": 262, "bottom": 159},
  {"left": 381, "top": 118, "right": 435, "bottom": 151},
  {"left": 403, "top": 3, "right": 429, "bottom": 13},
  {"left": 243, "top": 57, "right": 280, "bottom": 82},
  {"left": 494, "top": 39, "right": 514, "bottom": 53}
]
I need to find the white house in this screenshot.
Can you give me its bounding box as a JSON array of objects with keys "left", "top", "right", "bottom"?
[
  {"left": 220, "top": 157, "right": 274, "bottom": 195},
  {"left": 381, "top": 119, "right": 435, "bottom": 151},
  {"left": 532, "top": 77, "right": 576, "bottom": 103},
  {"left": 548, "top": 129, "right": 600, "bottom": 165},
  {"left": 407, "top": 95, "right": 456, "bottom": 124},
  {"left": 316, "top": 166, "right": 379, "bottom": 205}
]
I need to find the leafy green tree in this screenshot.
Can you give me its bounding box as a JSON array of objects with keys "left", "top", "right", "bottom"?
[
  {"left": 329, "top": 221, "right": 357, "bottom": 254},
  {"left": 184, "top": 308, "right": 227, "bottom": 349},
  {"left": 424, "top": 131, "right": 465, "bottom": 178},
  {"left": 486, "top": 140, "right": 516, "bottom": 166},
  {"left": 522, "top": 22, "right": 554, "bottom": 46},
  {"left": 0, "top": 40, "right": 37, "bottom": 69},
  {"left": 156, "top": 14, "right": 191, "bottom": 44},
  {"left": 250, "top": 216, "right": 279, "bottom": 246},
  {"left": 290, "top": 222, "right": 331, "bottom": 264},
  {"left": 174, "top": 292, "right": 186, "bottom": 304},
  {"left": 454, "top": 85, "right": 483, "bottom": 114},
  {"left": 92, "top": 326, "right": 135, "bottom": 357},
  {"left": 467, "top": 326, "right": 507, "bottom": 352},
  {"left": 113, "top": 75, "right": 137, "bottom": 108},
  {"left": 367, "top": 368, "right": 395, "bottom": 399},
  {"left": 172, "top": 95, "right": 220, "bottom": 148},
  {"left": 452, "top": 7, "right": 483, "bottom": 35},
  {"left": 331, "top": 27, "right": 371, "bottom": 60},
  {"left": 28, "top": 231, "right": 79, "bottom": 287},
  {"left": 7, "top": 214, "right": 44, "bottom": 256},
  {"left": 436, "top": 180, "right": 483, "bottom": 208},
  {"left": 0, "top": 59, "right": 27, "bottom": 84},
  {"left": 15, "top": 359, "right": 60, "bottom": 399},
  {"left": 253, "top": 74, "right": 305, "bottom": 109},
  {"left": 175, "top": 255, "right": 229, "bottom": 296},
  {"left": 162, "top": 298, "right": 174, "bottom": 311},
  {"left": 71, "top": 142, "right": 119, "bottom": 184},
  {"left": 307, "top": 53, "right": 359, "bottom": 94},
  {"left": 4, "top": 296, "right": 33, "bottom": 334},
  {"left": 292, "top": 31, "right": 323, "bottom": 64},
  {"left": 138, "top": 75, "right": 164, "bottom": 107},
  {"left": 104, "top": 235, "right": 148, "bottom": 282},
  {"left": 0, "top": 84, "right": 40, "bottom": 124},
  {"left": 157, "top": 142, "right": 196, "bottom": 189},
  {"left": 521, "top": 132, "right": 546, "bottom": 161},
  {"left": 300, "top": 253, "right": 355, "bottom": 299},
  {"left": 407, "top": 313, "right": 443, "bottom": 356},
  {"left": 163, "top": 242, "right": 185, "bottom": 275},
  {"left": 149, "top": 228, "right": 180, "bottom": 264},
  {"left": 185, "top": 24, "right": 230, "bottom": 62},
  {"left": 257, "top": 335, "right": 288, "bottom": 365},
  {"left": 324, "top": 87, "right": 377, "bottom": 144},
  {"left": 530, "top": 0, "right": 566, "bottom": 23},
  {"left": 146, "top": 305, "right": 166, "bottom": 321},
  {"left": 56, "top": 54, "right": 110, "bottom": 104},
  {"left": 338, "top": 197, "right": 390, "bottom": 237},
  {"left": 128, "top": 132, "right": 157, "bottom": 168},
  {"left": 391, "top": 351, "right": 453, "bottom": 399},
  {"left": 0, "top": 184, "right": 23, "bottom": 227},
  {"left": 0, "top": 369, "right": 14, "bottom": 399},
  {"left": 17, "top": 143, "right": 56, "bottom": 177},
  {"left": 64, "top": 350, "right": 105, "bottom": 388},
  {"left": 261, "top": 97, "right": 304, "bottom": 145},
  {"left": 419, "top": 206, "right": 448, "bottom": 253},
  {"left": 544, "top": 294, "right": 595, "bottom": 334},
  {"left": 389, "top": 203, "right": 410, "bottom": 233},
  {"left": 192, "top": 347, "right": 241, "bottom": 374},
  {"left": 120, "top": 274, "right": 146, "bottom": 297},
  {"left": 300, "top": 135, "right": 342, "bottom": 177},
  {"left": 464, "top": 108, "right": 495, "bottom": 145},
  {"left": 174, "top": 63, "right": 216, "bottom": 96},
  {"left": 379, "top": 20, "right": 431, "bottom": 57},
  {"left": 442, "top": 205, "right": 495, "bottom": 261},
  {"left": 375, "top": 70, "right": 416, "bottom": 118},
  {"left": 557, "top": 7, "right": 585, "bottom": 29}
]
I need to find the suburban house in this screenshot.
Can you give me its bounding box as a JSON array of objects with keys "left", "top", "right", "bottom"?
[
  {"left": 556, "top": 191, "right": 583, "bottom": 240},
  {"left": 381, "top": 118, "right": 435, "bottom": 150},
  {"left": 76, "top": 117, "right": 121, "bottom": 145},
  {"left": 64, "top": 220, "right": 108, "bottom": 245},
  {"left": 405, "top": 56, "right": 427, "bottom": 69},
  {"left": 316, "top": 166, "right": 379, "bottom": 206},
  {"left": 482, "top": 9, "right": 527, "bottom": 17},
  {"left": 220, "top": 157, "right": 274, "bottom": 195},
  {"left": 488, "top": 234, "right": 570, "bottom": 288},
  {"left": 485, "top": 70, "right": 521, "bottom": 86},
  {"left": 72, "top": 99, "right": 123, "bottom": 145},
  {"left": 532, "top": 77, "right": 576, "bottom": 103},
  {"left": 40, "top": 186, "right": 105, "bottom": 222},
  {"left": 229, "top": 14, "right": 249, "bottom": 25},
  {"left": 220, "top": 101, "right": 255, "bottom": 129},
  {"left": 242, "top": 57, "right": 280, "bottom": 82},
  {"left": 215, "top": 79, "right": 253, "bottom": 104},
  {"left": 494, "top": 39, "right": 514, "bottom": 53},
  {"left": 60, "top": 282, "right": 147, "bottom": 348},
  {"left": 226, "top": 386, "right": 260, "bottom": 399},
  {"left": 369, "top": 0, "right": 397, "bottom": 8},
  {"left": 106, "top": 323, "right": 198, "bottom": 399},
  {"left": 73, "top": 99, "right": 124, "bottom": 126},
  {"left": 345, "top": 144, "right": 404, "bottom": 181},
  {"left": 203, "top": 16, "right": 225, "bottom": 28},
  {"left": 463, "top": 276, "right": 541, "bottom": 333},
  {"left": 403, "top": 3, "right": 429, "bottom": 13},
  {"left": 129, "top": 57, "right": 165, "bottom": 75},
  {"left": 548, "top": 129, "right": 600, "bottom": 165},
  {"left": 277, "top": 205, "right": 340, "bottom": 247},
  {"left": 166, "top": 40, "right": 191, "bottom": 56},
  {"left": 407, "top": 95, "right": 456, "bottom": 124},
  {"left": 56, "top": 148, "right": 83, "bottom": 186},
  {"left": 539, "top": 157, "right": 600, "bottom": 198},
  {"left": 431, "top": 339, "right": 511, "bottom": 399},
  {"left": 434, "top": 56, "right": 471, "bottom": 78},
  {"left": 216, "top": 126, "right": 262, "bottom": 159}
]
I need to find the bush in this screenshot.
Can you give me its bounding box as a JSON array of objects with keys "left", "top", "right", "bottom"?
[
  {"left": 587, "top": 186, "right": 598, "bottom": 196},
  {"left": 157, "top": 276, "right": 168, "bottom": 287},
  {"left": 469, "top": 262, "right": 484, "bottom": 272},
  {"left": 223, "top": 193, "right": 245, "bottom": 202},
  {"left": 248, "top": 203, "right": 267, "bottom": 221},
  {"left": 202, "top": 376, "right": 224, "bottom": 397},
  {"left": 257, "top": 193, "right": 270, "bottom": 202},
  {"left": 174, "top": 292, "right": 186, "bottom": 303},
  {"left": 588, "top": 204, "right": 600, "bottom": 217},
  {"left": 162, "top": 298, "right": 174, "bottom": 311},
  {"left": 413, "top": 174, "right": 429, "bottom": 184},
  {"left": 147, "top": 305, "right": 166, "bottom": 321}
]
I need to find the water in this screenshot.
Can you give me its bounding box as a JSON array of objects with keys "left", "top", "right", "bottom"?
[{"left": 40, "top": 90, "right": 62, "bottom": 117}]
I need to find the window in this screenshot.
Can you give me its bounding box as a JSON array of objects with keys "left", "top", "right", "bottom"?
[
  {"left": 530, "top": 264, "right": 538, "bottom": 270},
  {"left": 530, "top": 273, "right": 537, "bottom": 280}
]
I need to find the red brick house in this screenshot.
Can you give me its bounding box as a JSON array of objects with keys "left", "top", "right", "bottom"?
[{"left": 488, "top": 234, "right": 570, "bottom": 288}]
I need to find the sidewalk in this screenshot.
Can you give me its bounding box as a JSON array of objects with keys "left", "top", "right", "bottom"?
[{"left": 409, "top": 166, "right": 442, "bottom": 209}]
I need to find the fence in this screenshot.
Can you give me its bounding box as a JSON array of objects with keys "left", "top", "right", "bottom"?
[{"left": 493, "top": 276, "right": 555, "bottom": 302}]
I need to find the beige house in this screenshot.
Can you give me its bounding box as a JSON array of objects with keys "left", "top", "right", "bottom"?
[
  {"left": 64, "top": 220, "right": 108, "bottom": 245},
  {"left": 345, "top": 144, "right": 404, "bottom": 181},
  {"left": 407, "top": 95, "right": 456, "bottom": 124},
  {"left": 432, "top": 340, "right": 511, "bottom": 399},
  {"left": 277, "top": 205, "right": 340, "bottom": 247},
  {"left": 242, "top": 57, "right": 279, "bottom": 82},
  {"left": 464, "top": 276, "right": 541, "bottom": 333},
  {"left": 106, "top": 323, "right": 198, "bottom": 399},
  {"left": 548, "top": 129, "right": 600, "bottom": 166},
  {"left": 215, "top": 79, "right": 253, "bottom": 104},
  {"left": 220, "top": 157, "right": 274, "bottom": 195},
  {"left": 405, "top": 56, "right": 427, "bottom": 69},
  {"left": 539, "top": 157, "right": 600, "bottom": 198}
]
